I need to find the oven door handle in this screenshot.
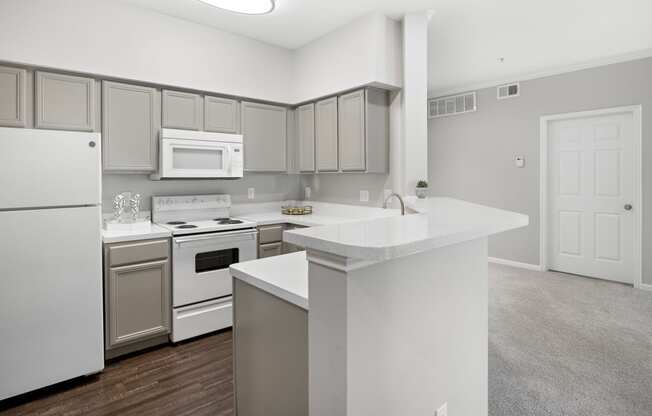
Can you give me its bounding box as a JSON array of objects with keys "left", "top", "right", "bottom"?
[{"left": 174, "top": 229, "right": 258, "bottom": 246}]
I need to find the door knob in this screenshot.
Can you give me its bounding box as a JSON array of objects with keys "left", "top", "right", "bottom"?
[{"left": 624, "top": 204, "right": 633, "bottom": 211}]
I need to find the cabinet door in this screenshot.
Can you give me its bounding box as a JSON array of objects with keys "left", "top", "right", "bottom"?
[
  {"left": 35, "top": 71, "right": 95, "bottom": 131},
  {"left": 297, "top": 103, "right": 315, "bottom": 172},
  {"left": 162, "top": 89, "right": 202, "bottom": 130},
  {"left": 315, "top": 97, "right": 338, "bottom": 172},
  {"left": 338, "top": 90, "right": 366, "bottom": 171},
  {"left": 205, "top": 96, "right": 239, "bottom": 133},
  {"left": 241, "top": 101, "right": 287, "bottom": 172},
  {"left": 0, "top": 66, "right": 26, "bottom": 127},
  {"left": 102, "top": 81, "right": 158, "bottom": 172},
  {"left": 365, "top": 88, "right": 390, "bottom": 174},
  {"left": 107, "top": 259, "right": 170, "bottom": 348}
]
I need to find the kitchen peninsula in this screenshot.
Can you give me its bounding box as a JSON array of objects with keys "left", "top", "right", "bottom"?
[{"left": 230, "top": 197, "right": 528, "bottom": 416}]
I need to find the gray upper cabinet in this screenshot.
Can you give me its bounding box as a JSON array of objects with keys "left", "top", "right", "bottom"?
[
  {"left": 338, "top": 90, "right": 366, "bottom": 171},
  {"left": 102, "top": 81, "right": 158, "bottom": 172},
  {"left": 35, "top": 71, "right": 95, "bottom": 131},
  {"left": 315, "top": 97, "right": 338, "bottom": 172},
  {"left": 297, "top": 103, "right": 315, "bottom": 172},
  {"left": 205, "top": 96, "right": 240, "bottom": 133},
  {"left": 363, "top": 88, "right": 390, "bottom": 174},
  {"left": 162, "top": 89, "right": 202, "bottom": 131},
  {"left": 0, "top": 66, "right": 27, "bottom": 128},
  {"left": 241, "top": 101, "right": 287, "bottom": 172}
]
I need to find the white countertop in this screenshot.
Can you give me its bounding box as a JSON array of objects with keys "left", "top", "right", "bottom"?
[
  {"left": 284, "top": 197, "right": 529, "bottom": 262},
  {"left": 230, "top": 251, "right": 308, "bottom": 310},
  {"left": 102, "top": 223, "right": 171, "bottom": 244},
  {"left": 235, "top": 201, "right": 399, "bottom": 227}
]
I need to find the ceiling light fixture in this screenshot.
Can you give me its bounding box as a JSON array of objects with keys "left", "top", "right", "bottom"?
[{"left": 197, "top": 0, "right": 276, "bottom": 15}]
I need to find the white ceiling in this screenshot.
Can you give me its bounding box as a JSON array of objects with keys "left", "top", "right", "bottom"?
[{"left": 117, "top": 0, "right": 652, "bottom": 96}]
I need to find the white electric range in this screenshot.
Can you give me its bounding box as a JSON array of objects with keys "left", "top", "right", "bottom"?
[{"left": 152, "top": 194, "right": 258, "bottom": 342}]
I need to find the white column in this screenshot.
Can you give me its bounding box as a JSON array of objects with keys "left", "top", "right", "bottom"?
[{"left": 401, "top": 12, "right": 429, "bottom": 195}]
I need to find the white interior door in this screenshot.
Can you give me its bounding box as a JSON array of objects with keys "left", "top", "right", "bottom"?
[{"left": 547, "top": 110, "right": 637, "bottom": 284}]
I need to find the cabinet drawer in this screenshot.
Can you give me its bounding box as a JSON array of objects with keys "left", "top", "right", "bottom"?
[
  {"left": 172, "top": 297, "right": 232, "bottom": 342},
  {"left": 258, "top": 225, "right": 283, "bottom": 244},
  {"left": 259, "top": 242, "right": 282, "bottom": 258},
  {"left": 108, "top": 238, "right": 169, "bottom": 267}
]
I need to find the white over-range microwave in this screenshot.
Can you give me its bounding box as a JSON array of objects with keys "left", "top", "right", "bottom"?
[{"left": 150, "top": 128, "right": 244, "bottom": 180}]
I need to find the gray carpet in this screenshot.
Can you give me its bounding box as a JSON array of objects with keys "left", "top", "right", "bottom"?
[{"left": 488, "top": 264, "right": 652, "bottom": 416}]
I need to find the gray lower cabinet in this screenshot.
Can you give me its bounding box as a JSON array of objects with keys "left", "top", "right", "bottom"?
[
  {"left": 204, "top": 95, "right": 240, "bottom": 133},
  {"left": 104, "top": 238, "right": 171, "bottom": 358},
  {"left": 234, "top": 279, "right": 308, "bottom": 416},
  {"left": 0, "top": 65, "right": 27, "bottom": 127},
  {"left": 102, "top": 81, "right": 159, "bottom": 172},
  {"left": 315, "top": 96, "right": 338, "bottom": 172},
  {"left": 162, "top": 89, "right": 203, "bottom": 130},
  {"left": 241, "top": 101, "right": 287, "bottom": 172},
  {"left": 35, "top": 71, "right": 95, "bottom": 131},
  {"left": 257, "top": 223, "right": 306, "bottom": 258},
  {"left": 338, "top": 89, "right": 366, "bottom": 171},
  {"left": 297, "top": 103, "right": 315, "bottom": 172}
]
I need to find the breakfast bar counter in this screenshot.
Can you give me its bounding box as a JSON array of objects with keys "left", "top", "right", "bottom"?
[{"left": 231, "top": 197, "right": 528, "bottom": 416}]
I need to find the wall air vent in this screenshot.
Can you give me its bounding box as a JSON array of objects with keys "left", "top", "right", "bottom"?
[
  {"left": 497, "top": 82, "right": 519, "bottom": 99},
  {"left": 428, "top": 92, "right": 476, "bottom": 119}
]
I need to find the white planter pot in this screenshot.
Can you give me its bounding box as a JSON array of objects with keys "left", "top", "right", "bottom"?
[{"left": 416, "top": 187, "right": 428, "bottom": 199}]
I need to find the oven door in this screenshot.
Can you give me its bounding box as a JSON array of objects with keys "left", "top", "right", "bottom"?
[
  {"left": 172, "top": 229, "right": 257, "bottom": 307},
  {"left": 161, "top": 138, "right": 232, "bottom": 178}
]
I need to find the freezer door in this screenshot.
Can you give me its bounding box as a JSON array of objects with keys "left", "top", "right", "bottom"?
[
  {"left": 0, "top": 206, "right": 104, "bottom": 400},
  {"left": 0, "top": 127, "right": 101, "bottom": 209}
]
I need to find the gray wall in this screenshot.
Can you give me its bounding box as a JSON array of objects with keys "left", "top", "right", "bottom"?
[
  {"left": 103, "top": 173, "right": 300, "bottom": 213},
  {"left": 299, "top": 174, "right": 392, "bottom": 207},
  {"left": 429, "top": 57, "right": 652, "bottom": 284}
]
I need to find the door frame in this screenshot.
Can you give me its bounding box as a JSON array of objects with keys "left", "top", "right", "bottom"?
[{"left": 539, "top": 105, "right": 642, "bottom": 288}]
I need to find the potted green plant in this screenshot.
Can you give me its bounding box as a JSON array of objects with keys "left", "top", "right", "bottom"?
[{"left": 416, "top": 180, "right": 428, "bottom": 199}]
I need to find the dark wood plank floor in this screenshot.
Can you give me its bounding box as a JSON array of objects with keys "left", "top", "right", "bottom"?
[{"left": 0, "top": 330, "right": 234, "bottom": 416}]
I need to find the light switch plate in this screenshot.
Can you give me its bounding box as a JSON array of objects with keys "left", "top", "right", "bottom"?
[
  {"left": 360, "top": 190, "right": 370, "bottom": 202},
  {"left": 515, "top": 156, "right": 525, "bottom": 168},
  {"left": 248, "top": 188, "right": 255, "bottom": 200},
  {"left": 305, "top": 187, "right": 312, "bottom": 199}
]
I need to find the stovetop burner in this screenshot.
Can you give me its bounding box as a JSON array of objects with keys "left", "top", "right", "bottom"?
[
  {"left": 176, "top": 224, "right": 198, "bottom": 229},
  {"left": 217, "top": 219, "right": 243, "bottom": 225},
  {"left": 167, "top": 221, "right": 186, "bottom": 225}
]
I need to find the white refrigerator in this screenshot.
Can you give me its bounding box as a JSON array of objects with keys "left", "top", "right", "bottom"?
[{"left": 0, "top": 127, "right": 104, "bottom": 400}]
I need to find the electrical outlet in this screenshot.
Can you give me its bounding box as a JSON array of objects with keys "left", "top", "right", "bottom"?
[
  {"left": 435, "top": 402, "right": 447, "bottom": 416},
  {"left": 305, "top": 187, "right": 312, "bottom": 199},
  {"left": 359, "top": 190, "right": 370, "bottom": 202},
  {"left": 248, "top": 188, "right": 255, "bottom": 200},
  {"left": 515, "top": 156, "right": 525, "bottom": 168}
]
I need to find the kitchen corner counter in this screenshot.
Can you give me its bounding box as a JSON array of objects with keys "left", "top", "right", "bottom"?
[
  {"left": 284, "top": 197, "right": 529, "bottom": 261},
  {"left": 102, "top": 223, "right": 171, "bottom": 244},
  {"left": 230, "top": 251, "right": 308, "bottom": 310}
]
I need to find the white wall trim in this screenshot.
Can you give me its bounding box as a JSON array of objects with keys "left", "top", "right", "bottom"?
[
  {"left": 429, "top": 47, "right": 652, "bottom": 98},
  {"left": 539, "top": 105, "right": 643, "bottom": 288},
  {"left": 488, "top": 257, "right": 543, "bottom": 271},
  {"left": 639, "top": 283, "right": 652, "bottom": 292}
]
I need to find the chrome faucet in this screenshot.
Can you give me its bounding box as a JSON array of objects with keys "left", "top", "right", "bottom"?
[{"left": 383, "top": 193, "right": 406, "bottom": 215}]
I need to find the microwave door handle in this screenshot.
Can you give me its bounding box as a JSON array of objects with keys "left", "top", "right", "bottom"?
[{"left": 224, "top": 145, "right": 232, "bottom": 175}]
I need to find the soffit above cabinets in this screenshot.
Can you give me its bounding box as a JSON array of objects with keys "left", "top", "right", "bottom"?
[{"left": 117, "top": 0, "right": 434, "bottom": 49}]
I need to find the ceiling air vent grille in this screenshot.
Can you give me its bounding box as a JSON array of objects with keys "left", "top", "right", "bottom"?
[
  {"left": 428, "top": 92, "right": 476, "bottom": 118},
  {"left": 497, "top": 82, "right": 519, "bottom": 99}
]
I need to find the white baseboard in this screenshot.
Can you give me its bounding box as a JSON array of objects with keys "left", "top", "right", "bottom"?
[
  {"left": 488, "top": 257, "right": 544, "bottom": 271},
  {"left": 637, "top": 283, "right": 652, "bottom": 292}
]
